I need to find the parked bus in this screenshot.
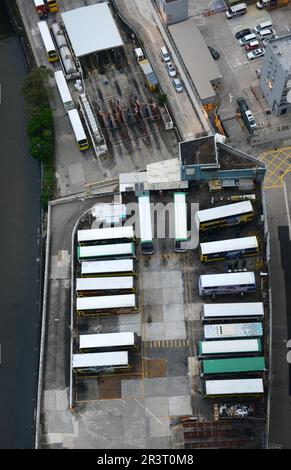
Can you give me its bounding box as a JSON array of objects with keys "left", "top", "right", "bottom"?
[
  {"left": 81, "top": 259, "right": 135, "bottom": 277},
  {"left": 200, "top": 356, "right": 265, "bottom": 377},
  {"left": 201, "top": 302, "right": 264, "bottom": 322},
  {"left": 198, "top": 272, "right": 256, "bottom": 296},
  {"left": 197, "top": 339, "right": 262, "bottom": 358},
  {"left": 54, "top": 71, "right": 74, "bottom": 113},
  {"left": 196, "top": 201, "right": 254, "bottom": 231},
  {"left": 78, "top": 226, "right": 134, "bottom": 246},
  {"left": 46, "top": 0, "right": 59, "bottom": 13},
  {"left": 138, "top": 195, "right": 154, "bottom": 254},
  {"left": 79, "top": 332, "right": 138, "bottom": 352},
  {"left": 203, "top": 378, "right": 264, "bottom": 398},
  {"left": 33, "top": 0, "right": 48, "bottom": 19},
  {"left": 76, "top": 276, "right": 135, "bottom": 297},
  {"left": 67, "top": 109, "right": 89, "bottom": 151},
  {"left": 37, "top": 21, "right": 58, "bottom": 62},
  {"left": 199, "top": 236, "right": 259, "bottom": 263},
  {"left": 77, "top": 242, "right": 136, "bottom": 262},
  {"left": 174, "top": 192, "right": 188, "bottom": 252},
  {"left": 72, "top": 351, "right": 132, "bottom": 375},
  {"left": 76, "top": 294, "right": 138, "bottom": 316},
  {"left": 204, "top": 322, "right": 263, "bottom": 340}
]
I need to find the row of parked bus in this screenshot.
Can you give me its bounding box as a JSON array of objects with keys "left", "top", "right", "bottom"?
[{"left": 195, "top": 199, "right": 266, "bottom": 397}]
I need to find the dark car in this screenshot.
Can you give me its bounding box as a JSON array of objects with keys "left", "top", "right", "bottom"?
[
  {"left": 208, "top": 46, "right": 220, "bottom": 60},
  {"left": 236, "top": 97, "right": 248, "bottom": 114},
  {"left": 235, "top": 28, "right": 252, "bottom": 40}
]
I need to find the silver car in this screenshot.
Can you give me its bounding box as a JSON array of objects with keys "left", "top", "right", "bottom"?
[
  {"left": 166, "top": 61, "right": 177, "bottom": 77},
  {"left": 247, "top": 48, "right": 265, "bottom": 60},
  {"left": 173, "top": 78, "right": 183, "bottom": 93}
]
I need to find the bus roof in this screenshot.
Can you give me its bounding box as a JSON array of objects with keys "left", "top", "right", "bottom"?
[
  {"left": 204, "top": 322, "right": 263, "bottom": 339},
  {"left": 38, "top": 21, "right": 55, "bottom": 53},
  {"left": 68, "top": 108, "right": 87, "bottom": 142},
  {"left": 199, "top": 339, "right": 261, "bottom": 355},
  {"left": 76, "top": 276, "right": 134, "bottom": 291},
  {"left": 174, "top": 192, "right": 188, "bottom": 241},
  {"left": 205, "top": 378, "right": 264, "bottom": 395},
  {"left": 81, "top": 259, "right": 134, "bottom": 275},
  {"left": 78, "top": 243, "right": 134, "bottom": 259},
  {"left": 197, "top": 201, "right": 253, "bottom": 223},
  {"left": 199, "top": 272, "right": 255, "bottom": 288},
  {"left": 72, "top": 351, "right": 128, "bottom": 368},
  {"left": 54, "top": 71, "right": 73, "bottom": 106},
  {"left": 34, "top": 0, "right": 45, "bottom": 6},
  {"left": 79, "top": 332, "right": 135, "bottom": 349},
  {"left": 200, "top": 236, "right": 258, "bottom": 255},
  {"left": 202, "top": 356, "right": 265, "bottom": 374},
  {"left": 138, "top": 195, "right": 153, "bottom": 243},
  {"left": 77, "top": 226, "right": 134, "bottom": 243},
  {"left": 76, "top": 294, "right": 136, "bottom": 311},
  {"left": 203, "top": 302, "right": 264, "bottom": 318}
]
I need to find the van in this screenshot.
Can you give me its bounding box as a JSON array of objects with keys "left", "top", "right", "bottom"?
[
  {"left": 244, "top": 110, "right": 257, "bottom": 130},
  {"left": 225, "top": 2, "right": 247, "bottom": 19},
  {"left": 258, "top": 29, "right": 274, "bottom": 41},
  {"left": 239, "top": 33, "right": 257, "bottom": 46},
  {"left": 255, "top": 20, "right": 272, "bottom": 33},
  {"left": 161, "top": 46, "right": 170, "bottom": 63}
]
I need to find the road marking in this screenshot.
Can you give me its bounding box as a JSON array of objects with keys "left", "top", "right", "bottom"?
[
  {"left": 135, "top": 399, "right": 163, "bottom": 424},
  {"left": 229, "top": 93, "right": 233, "bottom": 103},
  {"left": 283, "top": 179, "right": 291, "bottom": 240}
]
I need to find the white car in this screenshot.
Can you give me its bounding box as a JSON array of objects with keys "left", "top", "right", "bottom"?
[
  {"left": 247, "top": 48, "right": 265, "bottom": 60},
  {"left": 166, "top": 61, "right": 176, "bottom": 77},
  {"left": 173, "top": 78, "right": 183, "bottom": 93},
  {"left": 244, "top": 110, "right": 257, "bottom": 129},
  {"left": 256, "top": 0, "right": 269, "bottom": 9}
]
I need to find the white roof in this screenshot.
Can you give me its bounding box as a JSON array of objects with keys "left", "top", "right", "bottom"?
[
  {"left": 81, "top": 259, "right": 134, "bottom": 275},
  {"left": 38, "top": 21, "right": 55, "bottom": 52},
  {"left": 79, "top": 332, "right": 135, "bottom": 349},
  {"left": 204, "top": 323, "right": 263, "bottom": 339},
  {"left": 76, "top": 276, "right": 134, "bottom": 292},
  {"left": 138, "top": 195, "right": 153, "bottom": 242},
  {"left": 54, "top": 71, "right": 73, "bottom": 105},
  {"left": 72, "top": 351, "right": 128, "bottom": 368},
  {"left": 61, "top": 4, "right": 123, "bottom": 58},
  {"left": 200, "top": 272, "right": 255, "bottom": 288},
  {"left": 68, "top": 109, "right": 86, "bottom": 142},
  {"left": 77, "top": 294, "right": 136, "bottom": 311},
  {"left": 78, "top": 226, "right": 134, "bottom": 243},
  {"left": 78, "top": 243, "right": 133, "bottom": 259},
  {"left": 200, "top": 339, "right": 260, "bottom": 354},
  {"left": 205, "top": 378, "right": 264, "bottom": 395},
  {"left": 200, "top": 236, "right": 258, "bottom": 255},
  {"left": 174, "top": 193, "right": 188, "bottom": 241},
  {"left": 197, "top": 201, "right": 253, "bottom": 223},
  {"left": 203, "top": 302, "right": 264, "bottom": 318},
  {"left": 34, "top": 0, "right": 45, "bottom": 7}
]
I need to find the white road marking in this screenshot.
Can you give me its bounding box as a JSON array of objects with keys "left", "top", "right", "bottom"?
[
  {"left": 229, "top": 93, "right": 233, "bottom": 103},
  {"left": 135, "top": 399, "right": 163, "bottom": 424}
]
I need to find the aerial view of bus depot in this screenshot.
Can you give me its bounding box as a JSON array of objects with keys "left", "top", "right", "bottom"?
[{"left": 2, "top": 0, "right": 291, "bottom": 451}]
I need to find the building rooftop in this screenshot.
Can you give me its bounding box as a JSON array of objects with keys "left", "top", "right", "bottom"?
[
  {"left": 269, "top": 33, "right": 291, "bottom": 74},
  {"left": 179, "top": 135, "right": 218, "bottom": 167}
]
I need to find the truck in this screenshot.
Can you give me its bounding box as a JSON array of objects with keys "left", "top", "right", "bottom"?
[
  {"left": 134, "top": 48, "right": 158, "bottom": 92},
  {"left": 33, "top": 0, "right": 48, "bottom": 20}
]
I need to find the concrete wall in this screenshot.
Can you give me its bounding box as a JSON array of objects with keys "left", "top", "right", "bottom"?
[
  {"left": 181, "top": 165, "right": 266, "bottom": 182},
  {"left": 158, "top": 0, "right": 188, "bottom": 25}
]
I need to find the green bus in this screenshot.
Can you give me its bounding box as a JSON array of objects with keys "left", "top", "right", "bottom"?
[{"left": 200, "top": 356, "right": 265, "bottom": 377}]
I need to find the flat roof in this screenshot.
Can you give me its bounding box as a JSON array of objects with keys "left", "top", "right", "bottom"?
[
  {"left": 269, "top": 33, "right": 291, "bottom": 72},
  {"left": 61, "top": 3, "right": 123, "bottom": 58},
  {"left": 179, "top": 136, "right": 218, "bottom": 167},
  {"left": 169, "top": 19, "right": 222, "bottom": 103}
]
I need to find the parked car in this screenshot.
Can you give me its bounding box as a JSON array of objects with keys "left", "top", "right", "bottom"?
[
  {"left": 236, "top": 97, "right": 248, "bottom": 114},
  {"left": 235, "top": 28, "right": 252, "bottom": 40},
  {"left": 166, "top": 61, "right": 176, "bottom": 77},
  {"left": 208, "top": 46, "right": 220, "bottom": 60},
  {"left": 256, "top": 0, "right": 269, "bottom": 9},
  {"left": 239, "top": 33, "right": 257, "bottom": 46},
  {"left": 245, "top": 40, "right": 260, "bottom": 51},
  {"left": 244, "top": 110, "right": 257, "bottom": 129},
  {"left": 172, "top": 78, "right": 183, "bottom": 93},
  {"left": 247, "top": 48, "right": 265, "bottom": 60}
]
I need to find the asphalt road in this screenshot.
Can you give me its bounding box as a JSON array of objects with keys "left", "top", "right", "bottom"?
[{"left": 0, "top": 2, "right": 41, "bottom": 448}]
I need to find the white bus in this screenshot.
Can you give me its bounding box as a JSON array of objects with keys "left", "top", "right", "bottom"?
[
  {"left": 198, "top": 272, "right": 256, "bottom": 296},
  {"left": 77, "top": 242, "right": 136, "bottom": 262},
  {"left": 138, "top": 195, "right": 154, "bottom": 255},
  {"left": 197, "top": 339, "right": 262, "bottom": 358},
  {"left": 174, "top": 192, "right": 188, "bottom": 252},
  {"left": 196, "top": 201, "right": 254, "bottom": 231},
  {"left": 81, "top": 259, "right": 135, "bottom": 277},
  {"left": 204, "top": 323, "right": 263, "bottom": 340},
  {"left": 203, "top": 379, "right": 264, "bottom": 398},
  {"left": 199, "top": 236, "right": 259, "bottom": 263},
  {"left": 77, "top": 226, "right": 134, "bottom": 246},
  {"left": 54, "top": 71, "right": 74, "bottom": 112},
  {"left": 201, "top": 302, "right": 264, "bottom": 322},
  {"left": 76, "top": 294, "right": 138, "bottom": 316},
  {"left": 72, "top": 351, "right": 131, "bottom": 375},
  {"left": 67, "top": 109, "right": 89, "bottom": 151},
  {"left": 76, "top": 276, "right": 135, "bottom": 297},
  {"left": 79, "top": 332, "right": 138, "bottom": 352},
  {"left": 37, "top": 21, "right": 58, "bottom": 62}
]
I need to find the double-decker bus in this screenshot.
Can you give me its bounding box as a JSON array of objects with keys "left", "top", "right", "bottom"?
[
  {"left": 138, "top": 195, "right": 154, "bottom": 255},
  {"left": 37, "top": 21, "right": 58, "bottom": 62},
  {"left": 54, "top": 71, "right": 74, "bottom": 113},
  {"left": 77, "top": 242, "right": 136, "bottom": 262},
  {"left": 196, "top": 201, "right": 254, "bottom": 231},
  {"left": 199, "top": 236, "right": 259, "bottom": 263},
  {"left": 204, "top": 322, "right": 263, "bottom": 340},
  {"left": 200, "top": 356, "right": 265, "bottom": 377},
  {"left": 81, "top": 259, "right": 135, "bottom": 277},
  {"left": 68, "top": 109, "right": 89, "bottom": 151},
  {"left": 198, "top": 272, "right": 256, "bottom": 296},
  {"left": 174, "top": 192, "right": 188, "bottom": 252},
  {"left": 76, "top": 294, "right": 138, "bottom": 317},
  {"left": 201, "top": 302, "right": 264, "bottom": 322},
  {"left": 78, "top": 226, "right": 134, "bottom": 246},
  {"left": 203, "top": 378, "right": 264, "bottom": 398},
  {"left": 197, "top": 339, "right": 262, "bottom": 358},
  {"left": 79, "top": 332, "right": 138, "bottom": 352},
  {"left": 76, "top": 276, "right": 135, "bottom": 297},
  {"left": 72, "top": 351, "right": 132, "bottom": 375}
]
